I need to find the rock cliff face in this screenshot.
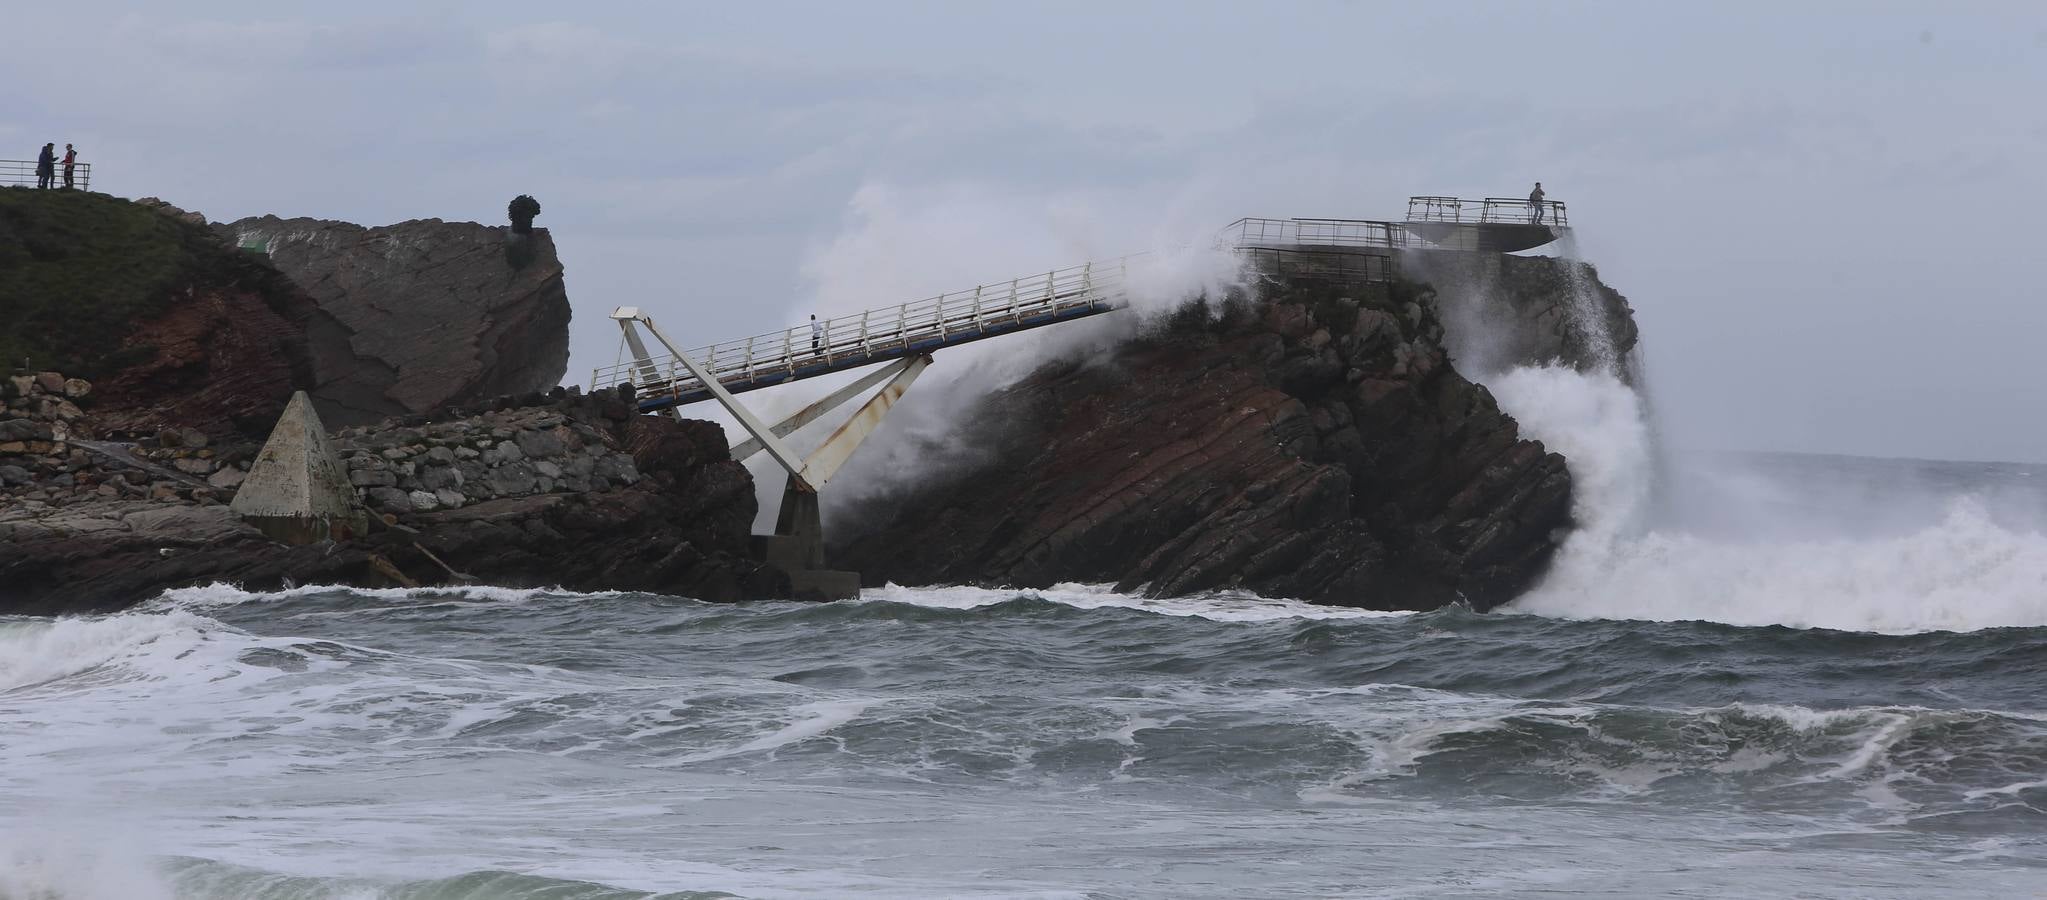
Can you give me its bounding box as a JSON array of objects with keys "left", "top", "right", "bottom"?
[
  {"left": 0, "top": 191, "right": 320, "bottom": 442},
  {"left": 832, "top": 280, "right": 1576, "bottom": 611},
  {"left": 1403, "top": 250, "right": 1640, "bottom": 378},
  {"left": 217, "top": 216, "right": 572, "bottom": 426}
]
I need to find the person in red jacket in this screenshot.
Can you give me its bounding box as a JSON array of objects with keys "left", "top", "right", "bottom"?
[{"left": 60, "top": 144, "right": 77, "bottom": 190}]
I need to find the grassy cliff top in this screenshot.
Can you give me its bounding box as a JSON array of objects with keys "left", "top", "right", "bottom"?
[{"left": 0, "top": 189, "right": 299, "bottom": 378}]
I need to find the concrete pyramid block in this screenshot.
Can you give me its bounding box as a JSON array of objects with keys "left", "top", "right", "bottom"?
[{"left": 230, "top": 391, "right": 368, "bottom": 544}]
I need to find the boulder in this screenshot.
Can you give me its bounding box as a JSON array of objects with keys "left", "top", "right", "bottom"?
[{"left": 216, "top": 215, "right": 572, "bottom": 426}]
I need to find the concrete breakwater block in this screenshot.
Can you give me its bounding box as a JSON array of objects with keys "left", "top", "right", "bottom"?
[{"left": 229, "top": 391, "right": 368, "bottom": 544}]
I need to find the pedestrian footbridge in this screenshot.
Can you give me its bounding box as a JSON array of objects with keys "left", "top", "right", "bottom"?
[{"left": 590, "top": 195, "right": 1567, "bottom": 598}]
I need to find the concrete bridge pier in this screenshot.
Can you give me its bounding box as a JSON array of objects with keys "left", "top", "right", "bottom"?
[
  {"left": 611, "top": 308, "right": 935, "bottom": 601},
  {"left": 754, "top": 475, "right": 861, "bottom": 601}
]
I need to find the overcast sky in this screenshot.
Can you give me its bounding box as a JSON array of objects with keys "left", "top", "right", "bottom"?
[{"left": 6, "top": 2, "right": 2045, "bottom": 462}]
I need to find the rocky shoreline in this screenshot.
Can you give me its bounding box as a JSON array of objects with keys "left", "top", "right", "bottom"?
[
  {"left": 1, "top": 189, "right": 1641, "bottom": 616},
  {"left": 0, "top": 387, "right": 782, "bottom": 614}
]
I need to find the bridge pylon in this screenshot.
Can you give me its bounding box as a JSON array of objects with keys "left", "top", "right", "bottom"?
[{"left": 610, "top": 307, "right": 933, "bottom": 599}]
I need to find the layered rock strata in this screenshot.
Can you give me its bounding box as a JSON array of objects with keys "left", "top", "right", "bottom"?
[{"left": 832, "top": 280, "right": 1576, "bottom": 611}]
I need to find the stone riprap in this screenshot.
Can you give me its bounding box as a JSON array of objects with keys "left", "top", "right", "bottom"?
[
  {"left": 0, "top": 388, "right": 782, "bottom": 613},
  {"left": 333, "top": 404, "right": 642, "bottom": 515},
  {"left": 0, "top": 370, "right": 249, "bottom": 509}
]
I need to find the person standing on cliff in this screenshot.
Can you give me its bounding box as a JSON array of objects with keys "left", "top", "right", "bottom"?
[
  {"left": 60, "top": 144, "right": 77, "bottom": 189},
  {"left": 1528, "top": 182, "right": 1546, "bottom": 224},
  {"left": 34, "top": 143, "right": 55, "bottom": 189},
  {"left": 810, "top": 314, "right": 824, "bottom": 357}
]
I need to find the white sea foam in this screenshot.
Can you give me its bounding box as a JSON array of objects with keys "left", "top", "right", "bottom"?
[
  {"left": 150, "top": 582, "right": 634, "bottom": 611},
  {"left": 0, "top": 835, "right": 175, "bottom": 900},
  {"left": 0, "top": 610, "right": 226, "bottom": 694},
  {"left": 1490, "top": 363, "right": 2047, "bottom": 634},
  {"left": 862, "top": 582, "right": 1413, "bottom": 623}
]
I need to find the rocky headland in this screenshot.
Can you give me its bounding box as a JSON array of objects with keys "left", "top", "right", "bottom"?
[
  {"left": 216, "top": 215, "right": 573, "bottom": 425},
  {"left": 1, "top": 187, "right": 1639, "bottom": 616},
  {"left": 0, "top": 190, "right": 772, "bottom": 614},
  {"left": 831, "top": 261, "right": 1634, "bottom": 611}
]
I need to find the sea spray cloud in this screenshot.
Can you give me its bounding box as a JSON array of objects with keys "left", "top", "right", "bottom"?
[
  {"left": 717, "top": 181, "right": 1247, "bottom": 526},
  {"left": 1493, "top": 363, "right": 2047, "bottom": 633}
]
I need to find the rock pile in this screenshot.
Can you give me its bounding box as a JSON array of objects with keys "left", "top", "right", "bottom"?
[
  {"left": 0, "top": 371, "right": 248, "bottom": 508},
  {"left": 334, "top": 404, "right": 642, "bottom": 515}
]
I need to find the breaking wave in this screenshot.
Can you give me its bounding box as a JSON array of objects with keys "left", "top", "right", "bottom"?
[{"left": 1491, "top": 363, "right": 2047, "bottom": 634}]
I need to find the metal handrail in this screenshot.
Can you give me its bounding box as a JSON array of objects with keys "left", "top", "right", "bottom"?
[
  {"left": 0, "top": 159, "right": 92, "bottom": 191},
  {"left": 1221, "top": 217, "right": 1410, "bottom": 250},
  {"left": 1405, "top": 195, "right": 1567, "bottom": 227},
  {"left": 595, "top": 206, "right": 1527, "bottom": 398},
  {"left": 593, "top": 256, "right": 1135, "bottom": 397}
]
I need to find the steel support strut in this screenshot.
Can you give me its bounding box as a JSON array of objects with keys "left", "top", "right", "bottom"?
[
  {"left": 801, "top": 354, "right": 930, "bottom": 488},
  {"left": 729, "top": 358, "right": 914, "bottom": 463},
  {"left": 613, "top": 308, "right": 816, "bottom": 491},
  {"left": 610, "top": 308, "right": 682, "bottom": 422}
]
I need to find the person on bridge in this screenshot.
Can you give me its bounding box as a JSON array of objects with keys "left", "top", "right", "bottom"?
[
  {"left": 35, "top": 143, "right": 56, "bottom": 189},
  {"left": 60, "top": 144, "right": 77, "bottom": 189},
  {"left": 1528, "top": 182, "right": 1546, "bottom": 224},
  {"left": 810, "top": 314, "right": 823, "bottom": 357}
]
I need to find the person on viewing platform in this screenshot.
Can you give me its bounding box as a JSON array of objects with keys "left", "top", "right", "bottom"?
[
  {"left": 810, "top": 314, "right": 823, "bottom": 356},
  {"left": 35, "top": 143, "right": 56, "bottom": 189},
  {"left": 1528, "top": 182, "right": 1546, "bottom": 224},
  {"left": 61, "top": 144, "right": 77, "bottom": 189}
]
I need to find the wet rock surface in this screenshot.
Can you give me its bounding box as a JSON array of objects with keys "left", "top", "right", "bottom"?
[{"left": 832, "top": 281, "right": 1575, "bottom": 611}]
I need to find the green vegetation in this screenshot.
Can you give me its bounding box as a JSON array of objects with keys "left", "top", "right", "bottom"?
[{"left": 0, "top": 188, "right": 299, "bottom": 377}]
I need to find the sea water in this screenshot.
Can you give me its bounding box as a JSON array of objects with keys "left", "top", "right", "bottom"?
[
  {"left": 2, "top": 537, "right": 2044, "bottom": 899},
  {"left": 6, "top": 347, "right": 2047, "bottom": 897}
]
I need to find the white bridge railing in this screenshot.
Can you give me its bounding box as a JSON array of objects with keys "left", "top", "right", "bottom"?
[
  {"left": 593, "top": 256, "right": 1135, "bottom": 399},
  {"left": 1222, "top": 217, "right": 1410, "bottom": 250},
  {"left": 1406, "top": 196, "right": 1569, "bottom": 228}
]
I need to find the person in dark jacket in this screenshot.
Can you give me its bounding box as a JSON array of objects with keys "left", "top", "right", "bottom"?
[
  {"left": 61, "top": 144, "right": 77, "bottom": 189},
  {"left": 35, "top": 143, "right": 56, "bottom": 189},
  {"left": 1528, "top": 182, "right": 1546, "bottom": 224}
]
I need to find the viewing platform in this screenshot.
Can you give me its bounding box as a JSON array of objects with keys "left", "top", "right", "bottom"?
[
  {"left": 1, "top": 159, "right": 93, "bottom": 191},
  {"left": 1403, "top": 196, "right": 1568, "bottom": 252}
]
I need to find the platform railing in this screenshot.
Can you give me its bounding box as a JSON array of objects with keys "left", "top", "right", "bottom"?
[
  {"left": 1222, "top": 216, "right": 1410, "bottom": 250},
  {"left": 0, "top": 159, "right": 92, "bottom": 191},
  {"left": 1406, "top": 196, "right": 1567, "bottom": 227},
  {"left": 592, "top": 256, "right": 1133, "bottom": 398}
]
